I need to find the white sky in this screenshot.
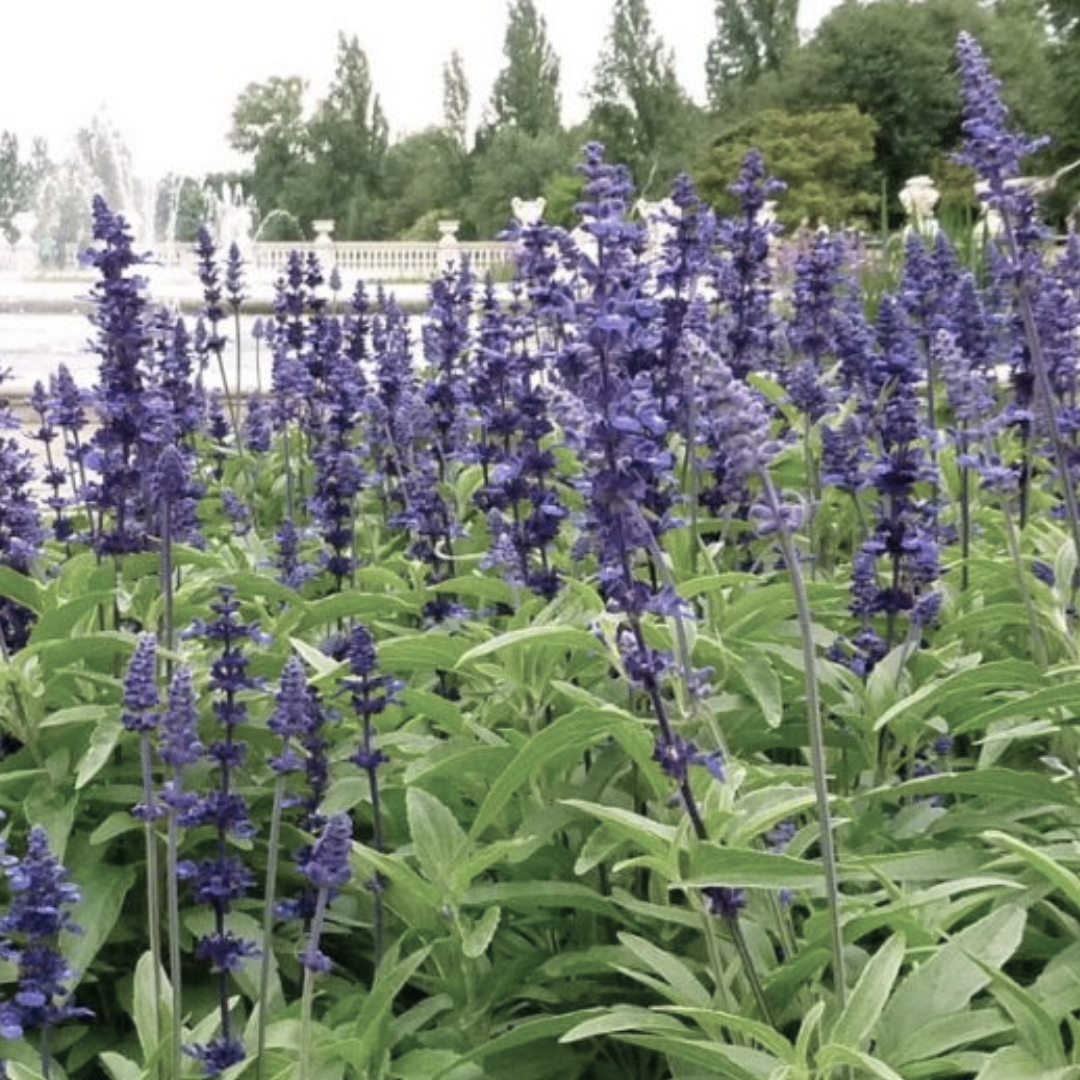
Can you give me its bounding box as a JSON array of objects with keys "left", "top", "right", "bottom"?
[{"left": 2, "top": 0, "right": 838, "bottom": 179}]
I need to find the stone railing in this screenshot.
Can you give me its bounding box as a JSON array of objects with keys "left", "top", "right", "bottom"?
[{"left": 245, "top": 240, "right": 514, "bottom": 281}]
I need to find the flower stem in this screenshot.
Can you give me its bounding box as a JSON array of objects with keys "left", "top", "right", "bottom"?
[{"left": 760, "top": 468, "right": 848, "bottom": 1007}]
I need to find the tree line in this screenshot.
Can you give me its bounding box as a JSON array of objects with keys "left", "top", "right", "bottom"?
[{"left": 2, "top": 0, "right": 1077, "bottom": 249}]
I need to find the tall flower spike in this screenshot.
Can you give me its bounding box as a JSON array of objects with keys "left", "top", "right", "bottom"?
[{"left": 0, "top": 826, "right": 92, "bottom": 1045}]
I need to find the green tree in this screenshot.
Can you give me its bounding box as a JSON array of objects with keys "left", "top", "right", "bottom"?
[
  {"left": 304, "top": 33, "right": 390, "bottom": 238},
  {"left": 705, "top": 0, "right": 800, "bottom": 105},
  {"left": 770, "top": 0, "right": 1042, "bottom": 219},
  {"left": 0, "top": 132, "right": 47, "bottom": 243},
  {"left": 228, "top": 75, "right": 310, "bottom": 225},
  {"left": 587, "top": 0, "right": 702, "bottom": 191},
  {"left": 463, "top": 127, "right": 578, "bottom": 238},
  {"left": 696, "top": 105, "right": 878, "bottom": 229},
  {"left": 382, "top": 128, "right": 471, "bottom": 238},
  {"left": 488, "top": 0, "right": 562, "bottom": 137},
  {"left": 443, "top": 49, "right": 472, "bottom": 152}
]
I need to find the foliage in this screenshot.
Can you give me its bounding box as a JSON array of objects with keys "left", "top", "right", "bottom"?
[
  {"left": 227, "top": 75, "right": 311, "bottom": 231},
  {"left": 486, "top": 0, "right": 562, "bottom": 139},
  {"left": 442, "top": 49, "right": 471, "bottom": 153},
  {"left": 586, "top": 0, "right": 705, "bottom": 194},
  {"left": 705, "top": 0, "right": 800, "bottom": 106},
  {"left": 695, "top": 105, "right": 878, "bottom": 228},
  {"left": 0, "top": 133, "right": 47, "bottom": 245},
  {"left": 764, "top": 0, "right": 1053, "bottom": 224},
  {"left": 10, "top": 28, "right": 1080, "bottom": 1080}
]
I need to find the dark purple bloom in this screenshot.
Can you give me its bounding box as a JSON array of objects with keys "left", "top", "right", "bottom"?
[
  {"left": 299, "top": 812, "right": 353, "bottom": 892},
  {"left": 0, "top": 826, "right": 92, "bottom": 1039},
  {"left": 121, "top": 632, "right": 159, "bottom": 732},
  {"left": 185, "top": 1034, "right": 246, "bottom": 1076}
]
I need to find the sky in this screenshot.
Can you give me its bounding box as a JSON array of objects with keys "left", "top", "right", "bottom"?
[{"left": 1, "top": 0, "right": 838, "bottom": 180}]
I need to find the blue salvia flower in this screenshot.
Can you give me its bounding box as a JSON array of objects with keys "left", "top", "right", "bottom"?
[
  {"left": 712, "top": 149, "right": 785, "bottom": 380},
  {"left": 122, "top": 632, "right": 162, "bottom": 821},
  {"left": 648, "top": 174, "right": 720, "bottom": 429},
  {"left": 180, "top": 585, "right": 266, "bottom": 1073},
  {"left": 155, "top": 314, "right": 206, "bottom": 440},
  {"left": 0, "top": 371, "right": 44, "bottom": 652},
  {"left": 342, "top": 623, "right": 398, "bottom": 964},
  {"left": 27, "top": 380, "right": 70, "bottom": 543},
  {"left": 81, "top": 195, "right": 159, "bottom": 556},
  {"left": 841, "top": 296, "right": 941, "bottom": 667},
  {"left": 0, "top": 825, "right": 92, "bottom": 1046},
  {"left": 243, "top": 393, "right": 273, "bottom": 453},
  {"left": 157, "top": 664, "right": 204, "bottom": 822},
  {"left": 422, "top": 257, "right": 476, "bottom": 472},
  {"left": 783, "top": 229, "right": 848, "bottom": 421},
  {"left": 297, "top": 813, "right": 354, "bottom": 974},
  {"left": 953, "top": 31, "right": 1049, "bottom": 210},
  {"left": 307, "top": 318, "right": 366, "bottom": 590},
  {"left": 470, "top": 280, "right": 564, "bottom": 598},
  {"left": 46, "top": 364, "right": 90, "bottom": 516}
]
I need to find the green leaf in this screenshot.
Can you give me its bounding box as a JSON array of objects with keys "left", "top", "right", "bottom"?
[
  {"left": 66, "top": 861, "right": 137, "bottom": 989},
  {"left": 98, "top": 1052, "right": 142, "bottom": 1080},
  {"left": 378, "top": 633, "right": 470, "bottom": 671},
  {"left": 353, "top": 946, "right": 432, "bottom": 1069},
  {"left": 816, "top": 1044, "right": 907, "bottom": 1080},
  {"left": 726, "top": 645, "right": 783, "bottom": 727},
  {"left": 408, "top": 787, "right": 467, "bottom": 891},
  {"left": 558, "top": 800, "right": 678, "bottom": 863},
  {"left": 464, "top": 880, "right": 618, "bottom": 918},
  {"left": 0, "top": 565, "right": 44, "bottom": 615},
  {"left": 966, "top": 951, "right": 1066, "bottom": 1067},
  {"left": 972, "top": 1046, "right": 1080, "bottom": 1080},
  {"left": 456, "top": 624, "right": 602, "bottom": 666},
  {"left": 616, "top": 1033, "right": 784, "bottom": 1079},
  {"left": 460, "top": 905, "right": 500, "bottom": 958},
  {"left": 286, "top": 636, "right": 343, "bottom": 678},
  {"left": 560, "top": 1005, "right": 688, "bottom": 1041},
  {"left": 617, "top": 932, "right": 711, "bottom": 1009},
  {"left": 829, "top": 933, "right": 905, "bottom": 1052},
  {"left": 876, "top": 905, "right": 1026, "bottom": 1065},
  {"left": 658, "top": 1008, "right": 796, "bottom": 1060},
  {"left": 29, "top": 590, "right": 118, "bottom": 642},
  {"left": 76, "top": 717, "right": 125, "bottom": 789},
  {"left": 888, "top": 770, "right": 1079, "bottom": 808},
  {"left": 983, "top": 830, "right": 1080, "bottom": 910},
  {"left": 294, "top": 591, "right": 411, "bottom": 632},
  {"left": 133, "top": 951, "right": 167, "bottom": 1062},
  {"left": 468, "top": 708, "right": 641, "bottom": 839},
  {"left": 680, "top": 844, "right": 825, "bottom": 891}
]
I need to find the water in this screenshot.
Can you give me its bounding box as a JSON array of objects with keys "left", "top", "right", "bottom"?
[{"left": 0, "top": 310, "right": 268, "bottom": 396}]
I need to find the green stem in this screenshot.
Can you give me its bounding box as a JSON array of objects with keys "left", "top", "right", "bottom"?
[
  {"left": 255, "top": 775, "right": 287, "bottom": 1080},
  {"left": 139, "top": 735, "right": 164, "bottom": 1079},
  {"left": 760, "top": 469, "right": 848, "bottom": 1007},
  {"left": 300, "top": 888, "right": 330, "bottom": 1080}
]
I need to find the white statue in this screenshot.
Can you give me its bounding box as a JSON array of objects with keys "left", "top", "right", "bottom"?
[
  {"left": 900, "top": 175, "right": 940, "bottom": 238},
  {"left": 511, "top": 197, "right": 547, "bottom": 227},
  {"left": 635, "top": 196, "right": 679, "bottom": 256}
]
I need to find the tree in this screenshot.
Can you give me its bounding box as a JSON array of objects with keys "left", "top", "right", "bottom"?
[
  {"left": 0, "top": 133, "right": 46, "bottom": 243},
  {"left": 488, "top": 0, "right": 562, "bottom": 137},
  {"left": 462, "top": 127, "right": 579, "bottom": 238},
  {"left": 696, "top": 105, "right": 878, "bottom": 229},
  {"left": 228, "top": 76, "right": 310, "bottom": 224},
  {"left": 305, "top": 33, "right": 390, "bottom": 238},
  {"left": 443, "top": 49, "right": 472, "bottom": 152},
  {"left": 705, "top": 0, "right": 800, "bottom": 106},
  {"left": 381, "top": 128, "right": 471, "bottom": 238},
  {"left": 587, "top": 0, "right": 702, "bottom": 191},
  {"left": 769, "top": 0, "right": 995, "bottom": 220}
]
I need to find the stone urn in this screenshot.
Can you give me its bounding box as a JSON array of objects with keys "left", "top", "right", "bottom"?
[{"left": 312, "top": 219, "right": 335, "bottom": 248}]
